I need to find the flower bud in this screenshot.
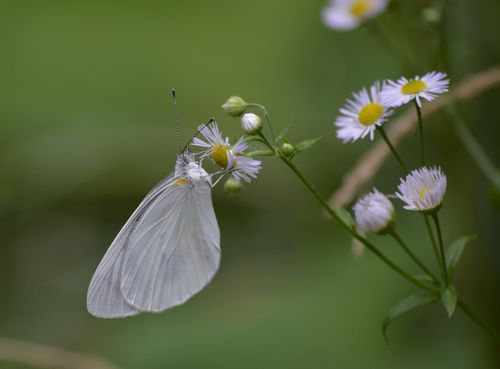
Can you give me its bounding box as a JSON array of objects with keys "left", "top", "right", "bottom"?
[
  {"left": 222, "top": 96, "right": 248, "bottom": 117},
  {"left": 280, "top": 142, "right": 294, "bottom": 157},
  {"left": 353, "top": 189, "right": 396, "bottom": 235},
  {"left": 224, "top": 177, "right": 243, "bottom": 194},
  {"left": 240, "top": 113, "right": 263, "bottom": 135}
]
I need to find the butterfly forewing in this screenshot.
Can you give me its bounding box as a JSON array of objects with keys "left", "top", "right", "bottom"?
[
  {"left": 120, "top": 178, "right": 220, "bottom": 312},
  {"left": 86, "top": 175, "right": 176, "bottom": 318}
]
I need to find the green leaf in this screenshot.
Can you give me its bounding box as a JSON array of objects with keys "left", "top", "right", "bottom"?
[
  {"left": 244, "top": 135, "right": 266, "bottom": 143},
  {"left": 440, "top": 287, "right": 458, "bottom": 318},
  {"left": 413, "top": 274, "right": 438, "bottom": 285},
  {"left": 334, "top": 207, "right": 355, "bottom": 231},
  {"left": 382, "top": 292, "right": 437, "bottom": 341},
  {"left": 446, "top": 235, "right": 476, "bottom": 279},
  {"left": 292, "top": 136, "right": 322, "bottom": 155},
  {"left": 242, "top": 150, "right": 275, "bottom": 157}
]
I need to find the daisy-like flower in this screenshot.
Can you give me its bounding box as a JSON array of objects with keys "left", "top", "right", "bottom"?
[
  {"left": 396, "top": 166, "right": 447, "bottom": 213},
  {"left": 230, "top": 155, "right": 262, "bottom": 183},
  {"left": 353, "top": 188, "right": 395, "bottom": 235},
  {"left": 191, "top": 122, "right": 262, "bottom": 183},
  {"left": 335, "top": 81, "right": 392, "bottom": 143},
  {"left": 322, "top": 0, "right": 389, "bottom": 31},
  {"left": 381, "top": 72, "right": 449, "bottom": 108},
  {"left": 225, "top": 136, "right": 262, "bottom": 183},
  {"left": 192, "top": 122, "right": 232, "bottom": 169}
]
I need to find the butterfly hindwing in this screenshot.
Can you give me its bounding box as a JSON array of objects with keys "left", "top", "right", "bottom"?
[{"left": 119, "top": 179, "right": 220, "bottom": 312}]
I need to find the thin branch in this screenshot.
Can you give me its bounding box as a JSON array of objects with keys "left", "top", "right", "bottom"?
[
  {"left": 0, "top": 338, "right": 121, "bottom": 369},
  {"left": 329, "top": 66, "right": 500, "bottom": 208}
]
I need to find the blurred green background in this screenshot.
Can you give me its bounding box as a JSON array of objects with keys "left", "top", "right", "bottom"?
[{"left": 1, "top": 0, "right": 499, "bottom": 368}]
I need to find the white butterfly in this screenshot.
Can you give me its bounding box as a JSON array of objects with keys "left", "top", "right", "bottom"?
[{"left": 87, "top": 152, "right": 220, "bottom": 318}]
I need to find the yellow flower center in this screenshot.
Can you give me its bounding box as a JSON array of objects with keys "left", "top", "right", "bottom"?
[
  {"left": 418, "top": 187, "right": 432, "bottom": 201},
  {"left": 350, "top": 0, "right": 373, "bottom": 18},
  {"left": 211, "top": 144, "right": 229, "bottom": 168},
  {"left": 401, "top": 80, "right": 427, "bottom": 95},
  {"left": 173, "top": 178, "right": 190, "bottom": 186},
  {"left": 358, "top": 103, "right": 384, "bottom": 126}
]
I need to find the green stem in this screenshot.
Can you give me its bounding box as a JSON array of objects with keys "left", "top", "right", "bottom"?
[
  {"left": 423, "top": 214, "right": 444, "bottom": 277},
  {"left": 280, "top": 156, "right": 437, "bottom": 293},
  {"left": 414, "top": 101, "right": 425, "bottom": 166},
  {"left": 445, "top": 104, "right": 500, "bottom": 193},
  {"left": 257, "top": 132, "right": 276, "bottom": 154},
  {"left": 431, "top": 212, "right": 449, "bottom": 286},
  {"left": 253, "top": 107, "right": 436, "bottom": 293},
  {"left": 248, "top": 103, "right": 277, "bottom": 147},
  {"left": 377, "top": 126, "right": 408, "bottom": 173},
  {"left": 458, "top": 299, "right": 500, "bottom": 344},
  {"left": 389, "top": 230, "right": 440, "bottom": 284}
]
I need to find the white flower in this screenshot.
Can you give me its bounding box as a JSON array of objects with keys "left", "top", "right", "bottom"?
[
  {"left": 230, "top": 155, "right": 262, "bottom": 183},
  {"left": 241, "top": 113, "right": 263, "bottom": 135},
  {"left": 227, "top": 136, "right": 262, "bottom": 183},
  {"left": 381, "top": 72, "right": 449, "bottom": 108},
  {"left": 396, "top": 166, "right": 447, "bottom": 213},
  {"left": 353, "top": 188, "right": 395, "bottom": 234},
  {"left": 335, "top": 81, "right": 392, "bottom": 143},
  {"left": 191, "top": 122, "right": 262, "bottom": 183},
  {"left": 322, "top": 0, "right": 389, "bottom": 31},
  {"left": 192, "top": 122, "right": 232, "bottom": 169}
]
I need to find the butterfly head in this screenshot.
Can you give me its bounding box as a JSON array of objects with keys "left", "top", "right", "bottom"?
[
  {"left": 175, "top": 153, "right": 210, "bottom": 186},
  {"left": 186, "top": 162, "right": 209, "bottom": 183}
]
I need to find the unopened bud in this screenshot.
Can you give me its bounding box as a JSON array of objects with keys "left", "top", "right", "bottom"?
[
  {"left": 281, "top": 142, "right": 294, "bottom": 157},
  {"left": 353, "top": 189, "right": 396, "bottom": 235},
  {"left": 224, "top": 177, "right": 243, "bottom": 194},
  {"left": 222, "top": 96, "right": 248, "bottom": 117},
  {"left": 241, "top": 113, "right": 263, "bottom": 135}
]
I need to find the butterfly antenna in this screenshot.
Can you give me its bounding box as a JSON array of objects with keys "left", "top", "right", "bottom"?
[
  {"left": 172, "top": 89, "right": 182, "bottom": 152},
  {"left": 180, "top": 117, "right": 214, "bottom": 154}
]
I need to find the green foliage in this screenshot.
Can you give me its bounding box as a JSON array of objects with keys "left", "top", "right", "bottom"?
[
  {"left": 446, "top": 235, "right": 476, "bottom": 280},
  {"left": 275, "top": 123, "right": 293, "bottom": 145},
  {"left": 413, "top": 274, "right": 438, "bottom": 286},
  {"left": 291, "top": 137, "right": 322, "bottom": 156},
  {"left": 383, "top": 292, "right": 438, "bottom": 341},
  {"left": 440, "top": 287, "right": 458, "bottom": 318},
  {"left": 244, "top": 149, "right": 275, "bottom": 157}
]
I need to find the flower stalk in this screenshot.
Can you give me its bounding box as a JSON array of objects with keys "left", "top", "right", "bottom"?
[
  {"left": 389, "top": 230, "right": 440, "bottom": 285},
  {"left": 414, "top": 100, "right": 426, "bottom": 166},
  {"left": 280, "top": 156, "right": 437, "bottom": 293},
  {"left": 377, "top": 126, "right": 408, "bottom": 173},
  {"left": 254, "top": 105, "right": 437, "bottom": 293},
  {"left": 431, "top": 212, "right": 449, "bottom": 286},
  {"left": 423, "top": 214, "right": 444, "bottom": 277}
]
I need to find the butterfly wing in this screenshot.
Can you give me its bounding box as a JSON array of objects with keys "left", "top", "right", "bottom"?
[
  {"left": 119, "top": 179, "right": 220, "bottom": 312},
  {"left": 86, "top": 176, "right": 174, "bottom": 318}
]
